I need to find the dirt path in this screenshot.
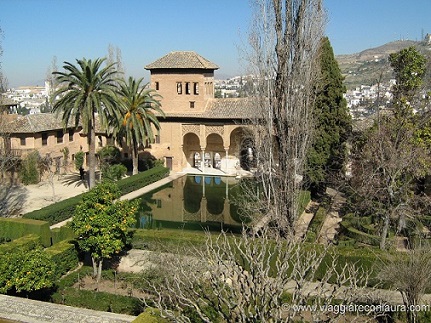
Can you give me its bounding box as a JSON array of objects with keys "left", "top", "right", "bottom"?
[
  {"left": 317, "top": 188, "right": 345, "bottom": 245},
  {"left": 294, "top": 201, "right": 319, "bottom": 241}
]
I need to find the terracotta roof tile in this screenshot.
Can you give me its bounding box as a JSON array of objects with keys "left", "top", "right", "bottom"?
[
  {"left": 4, "top": 113, "right": 108, "bottom": 134},
  {"left": 145, "top": 51, "right": 219, "bottom": 70},
  {"left": 160, "top": 98, "right": 263, "bottom": 120}
]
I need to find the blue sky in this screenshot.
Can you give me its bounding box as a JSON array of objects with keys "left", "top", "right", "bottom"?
[{"left": 1, "top": 0, "right": 431, "bottom": 87}]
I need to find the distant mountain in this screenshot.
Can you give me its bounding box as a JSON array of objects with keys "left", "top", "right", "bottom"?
[{"left": 336, "top": 40, "right": 431, "bottom": 89}]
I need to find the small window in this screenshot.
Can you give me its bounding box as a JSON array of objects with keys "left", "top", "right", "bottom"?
[
  {"left": 42, "top": 133, "right": 48, "bottom": 146},
  {"left": 190, "top": 101, "right": 195, "bottom": 109},
  {"left": 57, "top": 131, "right": 63, "bottom": 143},
  {"left": 98, "top": 136, "right": 103, "bottom": 147},
  {"left": 193, "top": 82, "right": 199, "bottom": 95},
  {"left": 157, "top": 200, "right": 162, "bottom": 208},
  {"left": 155, "top": 82, "right": 159, "bottom": 90},
  {"left": 20, "top": 137, "right": 26, "bottom": 146},
  {"left": 176, "top": 82, "right": 182, "bottom": 94},
  {"left": 185, "top": 82, "right": 191, "bottom": 95},
  {"left": 69, "top": 129, "right": 74, "bottom": 142}
]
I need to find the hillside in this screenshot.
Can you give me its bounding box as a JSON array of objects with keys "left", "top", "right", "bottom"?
[{"left": 336, "top": 40, "right": 431, "bottom": 89}]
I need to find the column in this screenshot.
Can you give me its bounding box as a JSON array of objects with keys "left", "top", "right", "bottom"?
[
  {"left": 201, "top": 147, "right": 205, "bottom": 173},
  {"left": 224, "top": 147, "right": 229, "bottom": 174}
]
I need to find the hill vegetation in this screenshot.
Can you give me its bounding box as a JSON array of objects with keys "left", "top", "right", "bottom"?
[{"left": 336, "top": 39, "right": 431, "bottom": 89}]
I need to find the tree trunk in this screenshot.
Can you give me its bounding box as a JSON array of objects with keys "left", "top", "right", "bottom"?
[
  {"left": 88, "top": 116, "right": 96, "bottom": 189},
  {"left": 380, "top": 214, "right": 390, "bottom": 250},
  {"left": 92, "top": 256, "right": 98, "bottom": 278},
  {"left": 97, "top": 259, "right": 103, "bottom": 283},
  {"left": 132, "top": 145, "right": 138, "bottom": 175},
  {"left": 91, "top": 256, "right": 104, "bottom": 283}
]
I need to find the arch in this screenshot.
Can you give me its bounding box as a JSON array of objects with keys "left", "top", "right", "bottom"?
[
  {"left": 182, "top": 132, "right": 201, "bottom": 169},
  {"left": 205, "top": 133, "right": 224, "bottom": 168},
  {"left": 229, "top": 127, "right": 256, "bottom": 171}
]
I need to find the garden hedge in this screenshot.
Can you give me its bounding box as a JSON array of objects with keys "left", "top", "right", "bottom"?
[
  {"left": 23, "top": 166, "right": 170, "bottom": 225},
  {"left": 51, "top": 226, "right": 76, "bottom": 245},
  {"left": 0, "top": 218, "right": 51, "bottom": 247},
  {"left": 0, "top": 234, "right": 41, "bottom": 254},
  {"left": 116, "top": 166, "right": 170, "bottom": 195},
  {"left": 45, "top": 240, "right": 79, "bottom": 278}
]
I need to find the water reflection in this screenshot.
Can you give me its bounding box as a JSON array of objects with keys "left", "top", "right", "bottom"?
[{"left": 136, "top": 175, "right": 247, "bottom": 232}]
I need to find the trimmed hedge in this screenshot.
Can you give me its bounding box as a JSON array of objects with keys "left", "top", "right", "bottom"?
[
  {"left": 23, "top": 193, "right": 85, "bottom": 225},
  {"left": 0, "top": 234, "right": 41, "bottom": 254},
  {"left": 305, "top": 207, "right": 327, "bottom": 243},
  {"left": 116, "top": 166, "right": 170, "bottom": 195},
  {"left": 51, "top": 226, "right": 76, "bottom": 245},
  {"left": 23, "top": 166, "right": 170, "bottom": 225},
  {"left": 298, "top": 190, "right": 311, "bottom": 215},
  {"left": 132, "top": 308, "right": 169, "bottom": 323},
  {"left": 45, "top": 240, "right": 79, "bottom": 278},
  {"left": 0, "top": 218, "right": 51, "bottom": 247},
  {"left": 52, "top": 287, "right": 143, "bottom": 315},
  {"left": 340, "top": 223, "right": 380, "bottom": 246}
]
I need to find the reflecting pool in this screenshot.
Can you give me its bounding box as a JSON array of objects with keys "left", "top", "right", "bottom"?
[{"left": 136, "top": 175, "right": 249, "bottom": 232}]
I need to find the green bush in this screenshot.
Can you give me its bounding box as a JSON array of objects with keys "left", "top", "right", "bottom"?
[
  {"left": 74, "top": 151, "right": 85, "bottom": 171},
  {"left": 0, "top": 234, "right": 41, "bottom": 254},
  {"left": 98, "top": 145, "right": 121, "bottom": 165},
  {"left": 305, "top": 207, "right": 327, "bottom": 242},
  {"left": 132, "top": 308, "right": 169, "bottom": 323},
  {"left": 101, "top": 163, "right": 127, "bottom": 181},
  {"left": 340, "top": 223, "right": 380, "bottom": 246},
  {"left": 45, "top": 240, "right": 79, "bottom": 277},
  {"left": 51, "top": 287, "right": 143, "bottom": 315},
  {"left": 23, "top": 193, "right": 85, "bottom": 225},
  {"left": 0, "top": 218, "right": 51, "bottom": 247},
  {"left": 116, "top": 166, "right": 170, "bottom": 195},
  {"left": 51, "top": 226, "right": 76, "bottom": 245},
  {"left": 298, "top": 190, "right": 311, "bottom": 215},
  {"left": 20, "top": 151, "right": 41, "bottom": 185}
]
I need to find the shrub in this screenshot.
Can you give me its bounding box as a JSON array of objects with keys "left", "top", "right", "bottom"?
[
  {"left": 0, "top": 218, "right": 51, "bottom": 247},
  {"left": 98, "top": 145, "right": 121, "bottom": 165},
  {"left": 23, "top": 193, "right": 85, "bottom": 225},
  {"left": 74, "top": 151, "right": 85, "bottom": 171},
  {"left": 116, "top": 166, "right": 169, "bottom": 195},
  {"left": 51, "top": 287, "right": 143, "bottom": 315},
  {"left": 45, "top": 240, "right": 79, "bottom": 277},
  {"left": 20, "top": 151, "right": 41, "bottom": 185},
  {"left": 0, "top": 234, "right": 41, "bottom": 254},
  {"left": 51, "top": 226, "right": 76, "bottom": 244},
  {"left": 101, "top": 163, "right": 127, "bottom": 181}
]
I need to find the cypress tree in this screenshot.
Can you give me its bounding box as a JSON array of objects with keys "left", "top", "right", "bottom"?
[{"left": 305, "top": 37, "right": 352, "bottom": 196}]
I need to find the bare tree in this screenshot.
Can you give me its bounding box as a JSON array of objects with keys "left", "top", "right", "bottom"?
[
  {"left": 379, "top": 246, "right": 431, "bottom": 323},
  {"left": 245, "top": 0, "right": 325, "bottom": 234},
  {"left": 145, "top": 229, "right": 374, "bottom": 322},
  {"left": 107, "top": 43, "right": 124, "bottom": 82}
]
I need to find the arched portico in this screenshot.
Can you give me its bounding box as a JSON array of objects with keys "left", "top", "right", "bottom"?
[
  {"left": 228, "top": 127, "right": 255, "bottom": 171},
  {"left": 179, "top": 124, "right": 254, "bottom": 174},
  {"left": 182, "top": 132, "right": 201, "bottom": 169}
]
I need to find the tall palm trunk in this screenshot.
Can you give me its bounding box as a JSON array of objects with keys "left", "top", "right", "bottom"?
[
  {"left": 132, "top": 144, "right": 138, "bottom": 175},
  {"left": 88, "top": 115, "right": 96, "bottom": 188}
]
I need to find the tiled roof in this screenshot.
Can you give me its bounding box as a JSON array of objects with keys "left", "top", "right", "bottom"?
[
  {"left": 160, "top": 98, "right": 263, "bottom": 120},
  {"left": 4, "top": 113, "right": 72, "bottom": 133},
  {"left": 4, "top": 113, "right": 107, "bottom": 134},
  {"left": 145, "top": 51, "right": 219, "bottom": 70}
]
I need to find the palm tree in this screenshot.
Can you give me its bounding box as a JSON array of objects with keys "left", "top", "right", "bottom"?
[
  {"left": 52, "top": 58, "right": 121, "bottom": 188},
  {"left": 117, "top": 77, "right": 164, "bottom": 175}
]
